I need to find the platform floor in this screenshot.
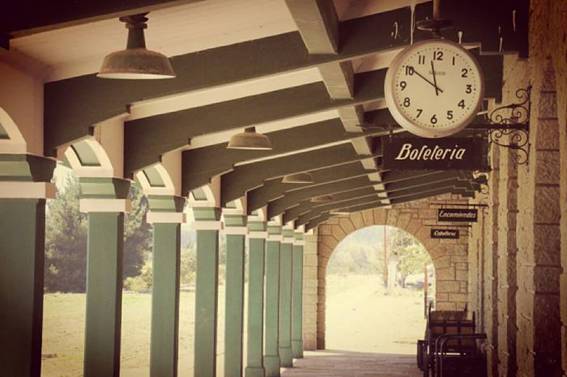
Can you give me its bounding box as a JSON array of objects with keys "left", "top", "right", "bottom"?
[{"left": 282, "top": 350, "right": 422, "bottom": 377}]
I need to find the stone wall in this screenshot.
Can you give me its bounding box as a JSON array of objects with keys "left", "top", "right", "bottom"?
[
  {"left": 302, "top": 231, "right": 319, "bottom": 350},
  {"left": 313, "top": 193, "right": 470, "bottom": 349},
  {"left": 467, "top": 1, "right": 567, "bottom": 376}
]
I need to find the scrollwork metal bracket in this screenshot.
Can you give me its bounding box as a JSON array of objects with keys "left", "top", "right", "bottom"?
[{"left": 484, "top": 86, "right": 531, "bottom": 165}]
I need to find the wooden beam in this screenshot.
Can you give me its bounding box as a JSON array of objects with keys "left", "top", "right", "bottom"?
[
  {"left": 126, "top": 69, "right": 386, "bottom": 175},
  {"left": 3, "top": 0, "right": 203, "bottom": 36},
  {"left": 220, "top": 143, "right": 375, "bottom": 206},
  {"left": 44, "top": 8, "right": 412, "bottom": 155},
  {"left": 269, "top": 170, "right": 454, "bottom": 219},
  {"left": 285, "top": 0, "right": 339, "bottom": 54},
  {"left": 181, "top": 118, "right": 379, "bottom": 193}
]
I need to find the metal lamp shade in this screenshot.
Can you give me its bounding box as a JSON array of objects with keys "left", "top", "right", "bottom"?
[
  {"left": 226, "top": 128, "right": 272, "bottom": 150},
  {"left": 282, "top": 172, "right": 314, "bottom": 184},
  {"left": 98, "top": 14, "right": 175, "bottom": 80},
  {"left": 98, "top": 48, "right": 175, "bottom": 79},
  {"left": 311, "top": 194, "right": 333, "bottom": 203}
]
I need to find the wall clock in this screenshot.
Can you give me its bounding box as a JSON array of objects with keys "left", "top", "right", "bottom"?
[{"left": 384, "top": 39, "right": 484, "bottom": 138}]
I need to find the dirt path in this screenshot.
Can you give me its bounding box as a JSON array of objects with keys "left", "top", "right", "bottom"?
[{"left": 326, "top": 275, "right": 426, "bottom": 355}]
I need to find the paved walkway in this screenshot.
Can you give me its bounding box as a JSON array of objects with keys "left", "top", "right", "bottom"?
[{"left": 282, "top": 350, "right": 422, "bottom": 377}]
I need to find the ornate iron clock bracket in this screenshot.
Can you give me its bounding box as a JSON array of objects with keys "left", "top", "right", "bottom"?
[{"left": 471, "top": 86, "right": 532, "bottom": 165}]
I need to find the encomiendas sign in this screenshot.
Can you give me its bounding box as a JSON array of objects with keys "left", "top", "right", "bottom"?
[
  {"left": 437, "top": 208, "right": 478, "bottom": 222},
  {"left": 430, "top": 228, "right": 460, "bottom": 239},
  {"left": 382, "top": 137, "right": 487, "bottom": 170}
]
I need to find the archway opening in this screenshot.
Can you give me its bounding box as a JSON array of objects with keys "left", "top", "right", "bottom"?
[{"left": 325, "top": 225, "right": 434, "bottom": 355}]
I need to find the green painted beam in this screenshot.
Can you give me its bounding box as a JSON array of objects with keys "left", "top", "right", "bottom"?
[
  {"left": 278, "top": 240, "right": 294, "bottom": 367},
  {"left": 291, "top": 239, "right": 304, "bottom": 359},
  {"left": 269, "top": 170, "right": 452, "bottom": 218},
  {"left": 181, "top": 119, "right": 380, "bottom": 194},
  {"left": 150, "top": 219, "right": 182, "bottom": 377},
  {"left": 249, "top": 163, "right": 373, "bottom": 215},
  {"left": 194, "top": 228, "right": 219, "bottom": 377},
  {"left": 224, "top": 215, "right": 247, "bottom": 377},
  {"left": 83, "top": 212, "right": 125, "bottom": 377},
  {"left": 245, "top": 229, "right": 266, "bottom": 377},
  {"left": 0, "top": 199, "right": 47, "bottom": 377},
  {"left": 221, "top": 143, "right": 376, "bottom": 206},
  {"left": 264, "top": 227, "right": 282, "bottom": 377},
  {"left": 125, "top": 69, "right": 386, "bottom": 175},
  {"left": 44, "top": 8, "right": 411, "bottom": 155}
]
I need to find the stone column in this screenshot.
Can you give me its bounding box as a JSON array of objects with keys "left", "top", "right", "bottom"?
[
  {"left": 147, "top": 196, "right": 186, "bottom": 377},
  {"left": 192, "top": 207, "right": 222, "bottom": 377},
  {"left": 264, "top": 224, "right": 282, "bottom": 377},
  {"left": 0, "top": 154, "right": 56, "bottom": 377},
  {"left": 278, "top": 228, "right": 294, "bottom": 367},
  {"left": 223, "top": 214, "right": 247, "bottom": 377},
  {"left": 79, "top": 177, "right": 131, "bottom": 377},
  {"left": 302, "top": 231, "right": 318, "bottom": 351},
  {"left": 245, "top": 221, "right": 267, "bottom": 377},
  {"left": 291, "top": 232, "right": 304, "bottom": 359},
  {"left": 497, "top": 144, "right": 518, "bottom": 377}
]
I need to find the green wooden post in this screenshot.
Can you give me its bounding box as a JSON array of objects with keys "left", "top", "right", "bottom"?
[
  {"left": 291, "top": 232, "right": 304, "bottom": 359},
  {"left": 264, "top": 225, "right": 282, "bottom": 377},
  {"left": 223, "top": 214, "right": 247, "bottom": 377},
  {"left": 79, "top": 177, "right": 131, "bottom": 377},
  {"left": 193, "top": 207, "right": 222, "bottom": 377},
  {"left": 147, "top": 196, "right": 186, "bottom": 377},
  {"left": 0, "top": 154, "right": 56, "bottom": 377},
  {"left": 278, "top": 229, "right": 294, "bottom": 367},
  {"left": 245, "top": 221, "right": 267, "bottom": 377}
]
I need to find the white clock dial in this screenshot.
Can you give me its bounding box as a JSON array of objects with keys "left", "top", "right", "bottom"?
[{"left": 385, "top": 39, "right": 484, "bottom": 138}]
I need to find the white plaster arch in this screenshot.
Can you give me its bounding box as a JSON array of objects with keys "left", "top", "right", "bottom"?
[
  {"left": 62, "top": 138, "right": 115, "bottom": 178},
  {"left": 0, "top": 107, "right": 27, "bottom": 154}
]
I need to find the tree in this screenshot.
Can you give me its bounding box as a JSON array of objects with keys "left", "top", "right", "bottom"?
[
  {"left": 397, "top": 244, "right": 430, "bottom": 287},
  {"left": 45, "top": 173, "right": 152, "bottom": 292}
]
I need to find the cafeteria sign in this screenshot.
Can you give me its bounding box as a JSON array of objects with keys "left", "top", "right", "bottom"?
[
  {"left": 430, "top": 228, "right": 460, "bottom": 239},
  {"left": 438, "top": 208, "right": 478, "bottom": 222},
  {"left": 382, "top": 137, "right": 487, "bottom": 170}
]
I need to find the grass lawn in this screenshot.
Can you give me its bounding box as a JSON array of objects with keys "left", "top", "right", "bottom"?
[{"left": 41, "top": 290, "right": 228, "bottom": 377}]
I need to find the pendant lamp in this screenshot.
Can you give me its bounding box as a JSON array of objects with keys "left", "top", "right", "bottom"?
[
  {"left": 226, "top": 127, "right": 272, "bottom": 150},
  {"left": 282, "top": 172, "right": 314, "bottom": 184}
]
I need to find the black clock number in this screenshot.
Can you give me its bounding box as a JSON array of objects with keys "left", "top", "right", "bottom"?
[
  {"left": 405, "top": 66, "right": 414, "bottom": 76},
  {"left": 433, "top": 51, "right": 443, "bottom": 61},
  {"left": 465, "top": 84, "right": 472, "bottom": 94},
  {"left": 400, "top": 81, "right": 407, "bottom": 90},
  {"left": 430, "top": 114, "right": 438, "bottom": 124},
  {"left": 418, "top": 55, "right": 425, "bottom": 65},
  {"left": 452, "top": 56, "right": 456, "bottom": 66},
  {"left": 447, "top": 110, "right": 454, "bottom": 120},
  {"left": 416, "top": 109, "right": 423, "bottom": 118},
  {"left": 461, "top": 68, "right": 469, "bottom": 78},
  {"left": 458, "top": 99, "right": 465, "bottom": 109},
  {"left": 403, "top": 97, "right": 411, "bottom": 107}
]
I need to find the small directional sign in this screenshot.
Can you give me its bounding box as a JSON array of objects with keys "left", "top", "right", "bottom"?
[
  {"left": 430, "top": 228, "right": 460, "bottom": 239},
  {"left": 437, "top": 208, "right": 478, "bottom": 222}
]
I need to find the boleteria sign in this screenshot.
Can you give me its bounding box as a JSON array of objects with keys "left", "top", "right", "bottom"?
[{"left": 382, "top": 137, "right": 487, "bottom": 170}]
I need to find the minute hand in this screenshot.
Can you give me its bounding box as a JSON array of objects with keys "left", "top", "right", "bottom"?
[{"left": 409, "top": 66, "right": 444, "bottom": 93}]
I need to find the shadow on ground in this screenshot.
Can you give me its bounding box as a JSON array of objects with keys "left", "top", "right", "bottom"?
[{"left": 282, "top": 350, "right": 421, "bottom": 377}]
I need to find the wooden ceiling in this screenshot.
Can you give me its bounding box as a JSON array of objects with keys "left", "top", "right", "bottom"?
[{"left": 4, "top": 0, "right": 528, "bottom": 229}]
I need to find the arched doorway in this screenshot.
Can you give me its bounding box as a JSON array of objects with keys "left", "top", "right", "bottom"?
[
  {"left": 325, "top": 225, "right": 434, "bottom": 354},
  {"left": 315, "top": 196, "right": 471, "bottom": 349}
]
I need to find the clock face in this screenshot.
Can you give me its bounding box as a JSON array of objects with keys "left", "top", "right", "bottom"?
[{"left": 385, "top": 39, "right": 484, "bottom": 138}]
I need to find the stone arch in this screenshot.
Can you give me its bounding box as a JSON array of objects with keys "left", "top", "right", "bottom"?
[
  {"left": 0, "top": 107, "right": 27, "bottom": 154},
  {"left": 315, "top": 195, "right": 470, "bottom": 349}
]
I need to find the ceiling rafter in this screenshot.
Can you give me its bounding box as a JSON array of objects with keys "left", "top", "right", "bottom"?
[{"left": 43, "top": 7, "right": 412, "bottom": 155}]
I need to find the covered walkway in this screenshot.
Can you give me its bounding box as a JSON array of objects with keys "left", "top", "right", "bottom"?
[{"left": 282, "top": 351, "right": 421, "bottom": 377}]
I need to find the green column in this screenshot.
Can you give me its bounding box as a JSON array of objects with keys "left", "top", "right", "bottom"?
[
  {"left": 193, "top": 207, "right": 222, "bottom": 377},
  {"left": 291, "top": 233, "right": 304, "bottom": 359},
  {"left": 278, "top": 229, "right": 294, "bottom": 367},
  {"left": 245, "top": 221, "right": 267, "bottom": 377},
  {"left": 80, "top": 177, "right": 131, "bottom": 377},
  {"left": 223, "top": 214, "right": 247, "bottom": 377},
  {"left": 264, "top": 225, "right": 282, "bottom": 377},
  {"left": 0, "top": 155, "right": 55, "bottom": 377},
  {"left": 147, "top": 196, "right": 186, "bottom": 377}
]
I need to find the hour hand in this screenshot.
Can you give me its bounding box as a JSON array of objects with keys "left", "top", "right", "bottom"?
[{"left": 409, "top": 66, "right": 444, "bottom": 94}]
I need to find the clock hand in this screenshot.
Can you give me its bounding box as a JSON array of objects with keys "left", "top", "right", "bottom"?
[
  {"left": 430, "top": 61, "right": 440, "bottom": 96},
  {"left": 409, "top": 66, "right": 444, "bottom": 93}
]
